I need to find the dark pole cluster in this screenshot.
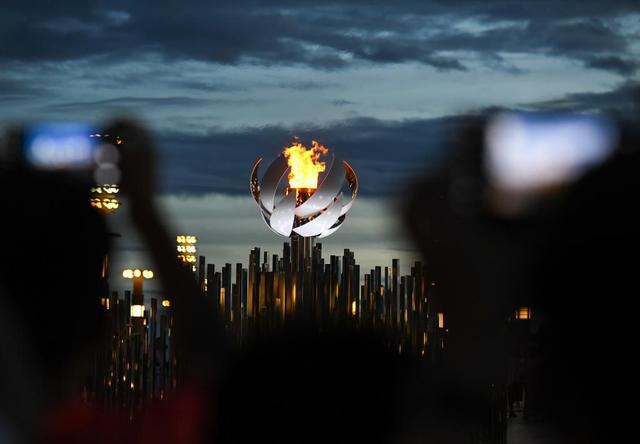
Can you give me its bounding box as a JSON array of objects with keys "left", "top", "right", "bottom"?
[
  {"left": 196, "top": 238, "right": 446, "bottom": 358},
  {"left": 88, "top": 237, "right": 449, "bottom": 418},
  {"left": 92, "top": 280, "right": 177, "bottom": 414}
]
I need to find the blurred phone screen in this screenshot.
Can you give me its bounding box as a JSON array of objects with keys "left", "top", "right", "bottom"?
[
  {"left": 24, "top": 123, "right": 98, "bottom": 170},
  {"left": 485, "top": 112, "right": 618, "bottom": 192}
]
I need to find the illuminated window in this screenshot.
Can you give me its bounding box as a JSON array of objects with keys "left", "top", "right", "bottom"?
[
  {"left": 515, "top": 307, "right": 531, "bottom": 320},
  {"left": 131, "top": 304, "right": 145, "bottom": 317}
]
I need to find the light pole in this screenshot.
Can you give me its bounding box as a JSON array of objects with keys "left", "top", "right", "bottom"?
[
  {"left": 89, "top": 133, "right": 122, "bottom": 215},
  {"left": 122, "top": 268, "right": 154, "bottom": 317}
]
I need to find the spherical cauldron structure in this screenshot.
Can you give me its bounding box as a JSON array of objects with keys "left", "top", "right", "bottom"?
[{"left": 250, "top": 148, "right": 358, "bottom": 238}]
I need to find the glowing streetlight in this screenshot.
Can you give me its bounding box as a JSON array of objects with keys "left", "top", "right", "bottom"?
[
  {"left": 122, "top": 269, "right": 154, "bottom": 279},
  {"left": 122, "top": 268, "right": 154, "bottom": 318}
]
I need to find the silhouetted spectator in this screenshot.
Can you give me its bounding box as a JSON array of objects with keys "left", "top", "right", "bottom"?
[
  {"left": 0, "top": 156, "right": 109, "bottom": 443},
  {"left": 404, "top": 111, "right": 640, "bottom": 442}
]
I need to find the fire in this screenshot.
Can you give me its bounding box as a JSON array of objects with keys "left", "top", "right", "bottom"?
[{"left": 283, "top": 139, "right": 328, "bottom": 189}]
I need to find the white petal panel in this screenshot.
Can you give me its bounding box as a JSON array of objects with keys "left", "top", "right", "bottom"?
[
  {"left": 250, "top": 159, "right": 266, "bottom": 209},
  {"left": 269, "top": 191, "right": 297, "bottom": 237},
  {"left": 339, "top": 199, "right": 355, "bottom": 217},
  {"left": 295, "top": 156, "right": 346, "bottom": 218},
  {"left": 260, "top": 211, "right": 282, "bottom": 236},
  {"left": 340, "top": 160, "right": 359, "bottom": 216},
  {"left": 260, "top": 155, "right": 289, "bottom": 213},
  {"left": 317, "top": 220, "right": 344, "bottom": 238},
  {"left": 293, "top": 194, "right": 343, "bottom": 237}
]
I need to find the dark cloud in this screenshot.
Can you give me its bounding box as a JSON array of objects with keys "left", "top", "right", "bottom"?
[
  {"left": 155, "top": 115, "right": 466, "bottom": 196},
  {"left": 274, "top": 80, "right": 335, "bottom": 90},
  {"left": 331, "top": 99, "right": 356, "bottom": 106},
  {"left": 0, "top": 75, "right": 46, "bottom": 101},
  {"left": 45, "top": 96, "right": 212, "bottom": 112},
  {"left": 167, "top": 79, "right": 247, "bottom": 93},
  {"left": 38, "top": 96, "right": 262, "bottom": 121},
  {"left": 2, "top": 1, "right": 638, "bottom": 74},
  {"left": 420, "top": 17, "right": 635, "bottom": 74},
  {"left": 152, "top": 78, "right": 638, "bottom": 196},
  {"left": 527, "top": 81, "right": 639, "bottom": 113},
  {"left": 584, "top": 56, "right": 638, "bottom": 76}
]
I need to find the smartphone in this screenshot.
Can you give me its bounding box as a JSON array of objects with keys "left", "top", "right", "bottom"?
[
  {"left": 485, "top": 112, "right": 619, "bottom": 192},
  {"left": 23, "top": 123, "right": 99, "bottom": 170}
]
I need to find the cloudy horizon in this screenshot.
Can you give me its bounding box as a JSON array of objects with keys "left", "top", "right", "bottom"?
[{"left": 2, "top": 1, "right": 639, "bottom": 293}]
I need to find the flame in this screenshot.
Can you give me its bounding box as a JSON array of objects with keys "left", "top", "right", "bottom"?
[{"left": 283, "top": 139, "right": 329, "bottom": 189}]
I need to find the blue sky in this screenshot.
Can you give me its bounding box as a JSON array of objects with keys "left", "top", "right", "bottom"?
[{"left": 2, "top": 1, "right": 638, "bottom": 291}]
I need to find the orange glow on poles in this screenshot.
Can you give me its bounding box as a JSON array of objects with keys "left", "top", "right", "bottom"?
[{"left": 282, "top": 140, "right": 328, "bottom": 189}]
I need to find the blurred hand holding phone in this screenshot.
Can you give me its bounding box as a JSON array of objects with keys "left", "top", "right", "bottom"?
[
  {"left": 484, "top": 112, "right": 619, "bottom": 215},
  {"left": 22, "top": 122, "right": 121, "bottom": 185},
  {"left": 24, "top": 123, "right": 97, "bottom": 170}
]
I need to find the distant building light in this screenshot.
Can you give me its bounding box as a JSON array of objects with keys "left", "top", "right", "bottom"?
[
  {"left": 176, "top": 235, "right": 197, "bottom": 244},
  {"left": 90, "top": 197, "right": 120, "bottom": 212},
  {"left": 177, "top": 235, "right": 198, "bottom": 270},
  {"left": 131, "top": 304, "right": 145, "bottom": 318},
  {"left": 90, "top": 184, "right": 119, "bottom": 195},
  {"left": 162, "top": 300, "right": 171, "bottom": 308},
  {"left": 515, "top": 307, "right": 531, "bottom": 320},
  {"left": 438, "top": 312, "right": 444, "bottom": 329},
  {"left": 90, "top": 183, "right": 120, "bottom": 214}
]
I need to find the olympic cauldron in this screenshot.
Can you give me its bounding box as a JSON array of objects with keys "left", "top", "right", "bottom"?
[{"left": 250, "top": 140, "right": 358, "bottom": 238}]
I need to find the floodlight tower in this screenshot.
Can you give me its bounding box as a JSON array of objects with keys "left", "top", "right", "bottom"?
[{"left": 176, "top": 235, "right": 198, "bottom": 272}]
